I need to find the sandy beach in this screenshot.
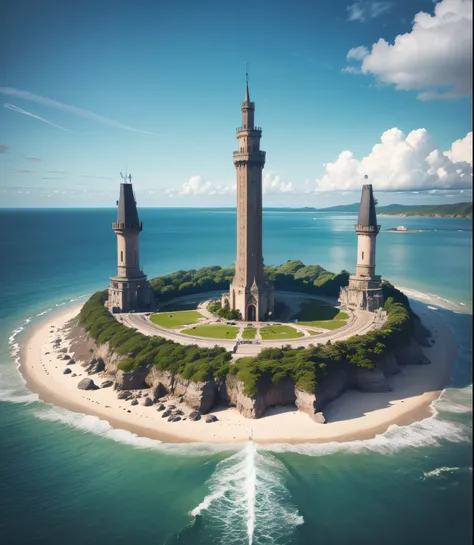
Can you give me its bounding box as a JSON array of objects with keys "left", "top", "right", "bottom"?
[{"left": 19, "top": 302, "right": 456, "bottom": 444}]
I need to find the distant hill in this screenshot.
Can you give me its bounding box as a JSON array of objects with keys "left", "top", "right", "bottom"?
[{"left": 303, "top": 202, "right": 472, "bottom": 218}]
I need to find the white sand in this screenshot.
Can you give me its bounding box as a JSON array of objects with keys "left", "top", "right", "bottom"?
[{"left": 19, "top": 304, "right": 455, "bottom": 444}]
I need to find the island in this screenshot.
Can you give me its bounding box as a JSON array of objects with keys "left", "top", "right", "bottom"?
[{"left": 303, "top": 202, "right": 472, "bottom": 218}]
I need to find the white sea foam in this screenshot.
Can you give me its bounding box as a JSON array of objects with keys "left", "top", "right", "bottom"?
[
  {"left": 31, "top": 405, "right": 233, "bottom": 456},
  {"left": 262, "top": 413, "right": 469, "bottom": 457},
  {"left": 423, "top": 466, "right": 463, "bottom": 478},
  {"left": 36, "top": 308, "right": 52, "bottom": 317},
  {"left": 191, "top": 442, "right": 303, "bottom": 545},
  {"left": 434, "top": 386, "right": 472, "bottom": 415}
]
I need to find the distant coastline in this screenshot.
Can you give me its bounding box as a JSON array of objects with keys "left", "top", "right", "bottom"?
[{"left": 303, "top": 202, "right": 472, "bottom": 218}]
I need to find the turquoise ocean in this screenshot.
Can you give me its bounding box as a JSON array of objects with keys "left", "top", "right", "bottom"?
[{"left": 0, "top": 208, "right": 472, "bottom": 544}]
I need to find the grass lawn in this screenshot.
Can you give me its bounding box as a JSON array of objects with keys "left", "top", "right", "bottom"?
[
  {"left": 150, "top": 310, "right": 203, "bottom": 329},
  {"left": 305, "top": 320, "right": 347, "bottom": 330},
  {"left": 295, "top": 301, "right": 349, "bottom": 327},
  {"left": 160, "top": 301, "right": 199, "bottom": 312},
  {"left": 181, "top": 324, "right": 239, "bottom": 339},
  {"left": 260, "top": 325, "right": 304, "bottom": 340},
  {"left": 242, "top": 328, "right": 257, "bottom": 339},
  {"left": 306, "top": 329, "right": 321, "bottom": 335}
]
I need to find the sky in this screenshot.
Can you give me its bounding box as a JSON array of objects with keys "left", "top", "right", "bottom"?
[{"left": 0, "top": 0, "right": 472, "bottom": 208}]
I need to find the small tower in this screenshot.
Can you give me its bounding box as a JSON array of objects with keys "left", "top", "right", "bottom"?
[
  {"left": 339, "top": 183, "right": 384, "bottom": 312},
  {"left": 225, "top": 67, "right": 274, "bottom": 321},
  {"left": 107, "top": 174, "right": 155, "bottom": 313}
]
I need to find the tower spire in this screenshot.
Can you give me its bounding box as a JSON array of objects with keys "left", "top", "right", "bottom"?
[{"left": 245, "top": 62, "right": 250, "bottom": 102}]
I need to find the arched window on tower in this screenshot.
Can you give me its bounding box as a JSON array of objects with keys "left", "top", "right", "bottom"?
[
  {"left": 121, "top": 250, "right": 123, "bottom": 262},
  {"left": 362, "top": 251, "right": 364, "bottom": 260}
]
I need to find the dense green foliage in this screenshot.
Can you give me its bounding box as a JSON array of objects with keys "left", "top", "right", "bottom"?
[
  {"left": 232, "top": 281, "right": 413, "bottom": 395},
  {"left": 149, "top": 261, "right": 350, "bottom": 304},
  {"left": 79, "top": 290, "right": 231, "bottom": 382},
  {"left": 80, "top": 266, "right": 412, "bottom": 396},
  {"left": 208, "top": 299, "right": 242, "bottom": 320}
]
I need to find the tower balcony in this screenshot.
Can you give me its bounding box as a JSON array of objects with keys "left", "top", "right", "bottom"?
[
  {"left": 236, "top": 126, "right": 262, "bottom": 133},
  {"left": 233, "top": 150, "right": 266, "bottom": 165},
  {"left": 112, "top": 221, "right": 143, "bottom": 232},
  {"left": 354, "top": 224, "right": 380, "bottom": 234}
]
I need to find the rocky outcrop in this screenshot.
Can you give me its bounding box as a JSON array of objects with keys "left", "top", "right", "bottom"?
[
  {"left": 353, "top": 368, "right": 391, "bottom": 392},
  {"left": 394, "top": 338, "right": 427, "bottom": 366},
  {"left": 86, "top": 358, "right": 105, "bottom": 375},
  {"left": 146, "top": 368, "right": 217, "bottom": 413},
  {"left": 189, "top": 411, "right": 201, "bottom": 421},
  {"left": 114, "top": 370, "right": 148, "bottom": 391},
  {"left": 77, "top": 378, "right": 98, "bottom": 390},
  {"left": 225, "top": 375, "right": 296, "bottom": 418},
  {"left": 141, "top": 397, "right": 153, "bottom": 406},
  {"left": 205, "top": 415, "right": 218, "bottom": 423}
]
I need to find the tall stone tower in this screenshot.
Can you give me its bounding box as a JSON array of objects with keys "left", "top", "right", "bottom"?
[
  {"left": 339, "top": 183, "right": 384, "bottom": 312},
  {"left": 227, "top": 73, "right": 274, "bottom": 321},
  {"left": 107, "top": 175, "right": 154, "bottom": 313}
]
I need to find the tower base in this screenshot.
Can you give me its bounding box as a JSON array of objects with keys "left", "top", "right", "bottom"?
[
  {"left": 107, "top": 275, "right": 155, "bottom": 314},
  {"left": 339, "top": 275, "right": 384, "bottom": 312},
  {"left": 224, "top": 281, "right": 274, "bottom": 321}
]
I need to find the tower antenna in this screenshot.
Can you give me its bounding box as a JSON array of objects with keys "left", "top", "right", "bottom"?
[{"left": 246, "top": 62, "right": 248, "bottom": 86}]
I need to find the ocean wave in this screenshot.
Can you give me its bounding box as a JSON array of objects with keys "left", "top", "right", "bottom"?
[
  {"left": 433, "top": 386, "right": 472, "bottom": 415},
  {"left": 262, "top": 413, "right": 469, "bottom": 457},
  {"left": 423, "top": 466, "right": 462, "bottom": 478},
  {"left": 31, "top": 405, "right": 234, "bottom": 456},
  {"left": 36, "top": 308, "right": 52, "bottom": 317},
  {"left": 191, "top": 442, "right": 303, "bottom": 545}
]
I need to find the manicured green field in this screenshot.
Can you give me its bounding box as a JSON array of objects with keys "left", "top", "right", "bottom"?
[
  {"left": 181, "top": 324, "right": 239, "bottom": 339},
  {"left": 242, "top": 328, "right": 257, "bottom": 339},
  {"left": 150, "top": 310, "right": 203, "bottom": 329},
  {"left": 310, "top": 320, "right": 348, "bottom": 330},
  {"left": 295, "top": 301, "right": 349, "bottom": 327},
  {"left": 160, "top": 301, "right": 199, "bottom": 312},
  {"left": 259, "top": 325, "right": 304, "bottom": 340}
]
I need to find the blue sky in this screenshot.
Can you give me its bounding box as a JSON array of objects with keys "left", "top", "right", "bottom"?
[{"left": 0, "top": 0, "right": 472, "bottom": 207}]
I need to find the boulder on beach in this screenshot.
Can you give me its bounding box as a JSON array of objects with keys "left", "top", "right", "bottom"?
[
  {"left": 72, "top": 373, "right": 77, "bottom": 377},
  {"left": 141, "top": 397, "right": 153, "bottom": 406},
  {"left": 117, "top": 390, "right": 132, "bottom": 400},
  {"left": 77, "top": 378, "right": 98, "bottom": 391},
  {"left": 130, "top": 399, "right": 139, "bottom": 406},
  {"left": 168, "top": 415, "right": 181, "bottom": 422},
  {"left": 62, "top": 354, "right": 71, "bottom": 360},
  {"left": 156, "top": 404, "right": 166, "bottom": 411},
  {"left": 167, "top": 404, "right": 176, "bottom": 410},
  {"left": 63, "top": 368, "right": 72, "bottom": 375},
  {"left": 101, "top": 381, "right": 113, "bottom": 388},
  {"left": 59, "top": 348, "right": 67, "bottom": 353},
  {"left": 86, "top": 358, "right": 105, "bottom": 375},
  {"left": 174, "top": 409, "right": 184, "bottom": 416},
  {"left": 162, "top": 409, "right": 172, "bottom": 418},
  {"left": 66, "top": 359, "right": 75, "bottom": 365},
  {"left": 189, "top": 411, "right": 201, "bottom": 422},
  {"left": 205, "top": 415, "right": 218, "bottom": 423}
]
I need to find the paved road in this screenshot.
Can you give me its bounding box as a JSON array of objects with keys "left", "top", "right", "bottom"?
[{"left": 117, "top": 297, "right": 385, "bottom": 359}]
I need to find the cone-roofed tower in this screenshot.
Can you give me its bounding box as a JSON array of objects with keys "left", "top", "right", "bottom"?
[
  {"left": 339, "top": 181, "right": 384, "bottom": 312},
  {"left": 107, "top": 174, "right": 155, "bottom": 313},
  {"left": 225, "top": 67, "right": 274, "bottom": 321}
]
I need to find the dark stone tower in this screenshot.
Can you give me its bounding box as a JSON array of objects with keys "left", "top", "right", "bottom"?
[
  {"left": 107, "top": 175, "right": 154, "bottom": 313},
  {"left": 339, "top": 183, "right": 384, "bottom": 312},
  {"left": 227, "top": 72, "right": 274, "bottom": 321}
]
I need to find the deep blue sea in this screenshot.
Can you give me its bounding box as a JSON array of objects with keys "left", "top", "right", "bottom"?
[{"left": 0, "top": 208, "right": 472, "bottom": 545}]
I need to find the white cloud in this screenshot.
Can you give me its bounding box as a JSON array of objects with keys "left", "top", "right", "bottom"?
[
  {"left": 346, "top": 46, "right": 369, "bottom": 61},
  {"left": 263, "top": 173, "right": 294, "bottom": 194},
  {"left": 314, "top": 128, "right": 473, "bottom": 191},
  {"left": 170, "top": 175, "right": 235, "bottom": 197},
  {"left": 445, "top": 131, "right": 473, "bottom": 164},
  {"left": 347, "top": 1, "right": 392, "bottom": 22},
  {"left": 344, "top": 0, "right": 472, "bottom": 100}
]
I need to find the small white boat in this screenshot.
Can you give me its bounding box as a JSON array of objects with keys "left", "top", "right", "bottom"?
[
  {"left": 396, "top": 225, "right": 407, "bottom": 231},
  {"left": 427, "top": 305, "right": 438, "bottom": 311}
]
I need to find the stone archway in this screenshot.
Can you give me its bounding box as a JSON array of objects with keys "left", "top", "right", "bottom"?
[{"left": 247, "top": 304, "right": 256, "bottom": 321}]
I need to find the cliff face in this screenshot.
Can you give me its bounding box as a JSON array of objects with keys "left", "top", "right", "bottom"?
[{"left": 75, "top": 322, "right": 428, "bottom": 421}]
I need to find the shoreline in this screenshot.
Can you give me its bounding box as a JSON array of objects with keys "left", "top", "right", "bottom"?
[{"left": 18, "top": 302, "right": 456, "bottom": 444}]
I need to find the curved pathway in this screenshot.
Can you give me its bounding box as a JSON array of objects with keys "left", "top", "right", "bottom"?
[{"left": 116, "top": 291, "right": 387, "bottom": 358}]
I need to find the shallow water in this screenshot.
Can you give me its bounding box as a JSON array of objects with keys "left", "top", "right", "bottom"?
[{"left": 0, "top": 208, "right": 471, "bottom": 544}]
